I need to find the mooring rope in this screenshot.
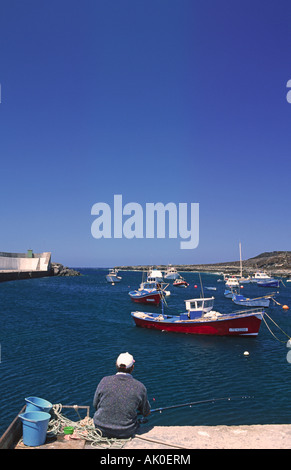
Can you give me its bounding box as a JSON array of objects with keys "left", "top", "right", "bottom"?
[
  {"left": 48, "top": 404, "right": 131, "bottom": 449},
  {"left": 262, "top": 312, "right": 291, "bottom": 344}
]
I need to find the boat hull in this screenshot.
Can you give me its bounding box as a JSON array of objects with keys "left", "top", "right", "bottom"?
[
  {"left": 164, "top": 273, "right": 179, "bottom": 280},
  {"left": 232, "top": 294, "right": 270, "bottom": 307},
  {"left": 224, "top": 289, "right": 234, "bottom": 298},
  {"left": 129, "top": 291, "right": 161, "bottom": 305},
  {"left": 106, "top": 276, "right": 121, "bottom": 283},
  {"left": 131, "top": 311, "right": 264, "bottom": 336},
  {"left": 257, "top": 280, "right": 280, "bottom": 288}
]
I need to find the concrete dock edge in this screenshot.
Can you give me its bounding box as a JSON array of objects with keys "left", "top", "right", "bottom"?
[{"left": 120, "top": 424, "right": 291, "bottom": 449}]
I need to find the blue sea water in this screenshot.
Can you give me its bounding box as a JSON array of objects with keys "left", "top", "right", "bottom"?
[{"left": 1, "top": 269, "right": 291, "bottom": 436}]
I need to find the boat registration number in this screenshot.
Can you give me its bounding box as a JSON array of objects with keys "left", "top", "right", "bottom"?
[{"left": 229, "top": 328, "right": 248, "bottom": 332}]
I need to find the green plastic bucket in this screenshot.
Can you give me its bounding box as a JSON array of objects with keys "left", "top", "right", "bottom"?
[
  {"left": 19, "top": 411, "right": 51, "bottom": 447},
  {"left": 63, "top": 426, "right": 74, "bottom": 435}
]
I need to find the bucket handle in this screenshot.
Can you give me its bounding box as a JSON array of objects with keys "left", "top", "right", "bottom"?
[
  {"left": 19, "top": 414, "right": 44, "bottom": 423},
  {"left": 25, "top": 398, "right": 34, "bottom": 405}
]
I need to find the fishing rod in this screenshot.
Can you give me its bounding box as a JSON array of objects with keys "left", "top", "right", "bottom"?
[{"left": 150, "top": 395, "right": 252, "bottom": 414}]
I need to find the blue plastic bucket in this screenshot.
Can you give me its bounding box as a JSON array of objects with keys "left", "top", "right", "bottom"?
[
  {"left": 25, "top": 396, "right": 52, "bottom": 413},
  {"left": 19, "top": 411, "right": 51, "bottom": 447}
]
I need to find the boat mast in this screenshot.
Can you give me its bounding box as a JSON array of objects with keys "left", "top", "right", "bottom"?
[
  {"left": 199, "top": 272, "right": 204, "bottom": 298},
  {"left": 239, "top": 242, "right": 242, "bottom": 278}
]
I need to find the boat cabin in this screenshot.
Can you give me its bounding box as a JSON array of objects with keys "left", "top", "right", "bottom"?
[
  {"left": 252, "top": 271, "right": 271, "bottom": 280},
  {"left": 225, "top": 277, "right": 239, "bottom": 287},
  {"left": 147, "top": 268, "right": 163, "bottom": 282},
  {"left": 139, "top": 281, "right": 162, "bottom": 291},
  {"left": 182, "top": 297, "right": 215, "bottom": 320}
]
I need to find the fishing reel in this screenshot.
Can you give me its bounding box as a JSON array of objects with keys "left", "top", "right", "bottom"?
[{"left": 137, "top": 416, "right": 149, "bottom": 424}]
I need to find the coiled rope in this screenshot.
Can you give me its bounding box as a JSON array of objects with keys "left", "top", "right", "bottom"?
[{"left": 47, "top": 404, "right": 131, "bottom": 449}]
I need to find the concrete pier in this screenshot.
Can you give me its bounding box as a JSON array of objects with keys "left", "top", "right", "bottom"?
[
  {"left": 0, "top": 250, "right": 53, "bottom": 282},
  {"left": 120, "top": 424, "right": 291, "bottom": 449},
  {"left": 10, "top": 424, "right": 291, "bottom": 450}
]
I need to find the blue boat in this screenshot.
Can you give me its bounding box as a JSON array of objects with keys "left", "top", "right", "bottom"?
[
  {"left": 224, "top": 289, "right": 235, "bottom": 298},
  {"left": 232, "top": 293, "right": 272, "bottom": 307},
  {"left": 257, "top": 279, "right": 280, "bottom": 288}
]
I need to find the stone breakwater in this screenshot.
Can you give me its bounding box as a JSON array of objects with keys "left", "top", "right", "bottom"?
[{"left": 51, "top": 263, "right": 81, "bottom": 277}]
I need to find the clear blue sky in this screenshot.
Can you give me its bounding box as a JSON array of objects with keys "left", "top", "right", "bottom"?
[{"left": 0, "top": 0, "right": 291, "bottom": 267}]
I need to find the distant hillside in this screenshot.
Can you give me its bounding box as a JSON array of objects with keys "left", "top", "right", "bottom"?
[
  {"left": 240, "top": 251, "right": 291, "bottom": 270},
  {"left": 187, "top": 251, "right": 291, "bottom": 275},
  {"left": 117, "top": 251, "right": 291, "bottom": 276}
]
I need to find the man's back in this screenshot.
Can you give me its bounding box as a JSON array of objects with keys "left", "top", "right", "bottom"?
[{"left": 93, "top": 373, "right": 150, "bottom": 438}]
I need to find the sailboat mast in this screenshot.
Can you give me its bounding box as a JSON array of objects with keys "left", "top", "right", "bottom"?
[{"left": 239, "top": 242, "right": 242, "bottom": 278}]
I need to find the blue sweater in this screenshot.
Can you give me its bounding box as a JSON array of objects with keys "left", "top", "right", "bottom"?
[{"left": 93, "top": 373, "right": 151, "bottom": 438}]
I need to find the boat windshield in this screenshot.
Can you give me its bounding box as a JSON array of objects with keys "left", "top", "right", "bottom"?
[
  {"left": 185, "top": 297, "right": 214, "bottom": 311},
  {"left": 143, "top": 282, "right": 157, "bottom": 289},
  {"left": 203, "top": 299, "right": 214, "bottom": 309}
]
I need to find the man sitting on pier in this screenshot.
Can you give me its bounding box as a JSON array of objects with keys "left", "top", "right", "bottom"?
[{"left": 93, "top": 352, "right": 151, "bottom": 439}]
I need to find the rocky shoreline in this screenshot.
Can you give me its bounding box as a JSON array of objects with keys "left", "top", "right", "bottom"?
[
  {"left": 116, "top": 251, "right": 291, "bottom": 278},
  {"left": 51, "top": 263, "right": 81, "bottom": 277}
]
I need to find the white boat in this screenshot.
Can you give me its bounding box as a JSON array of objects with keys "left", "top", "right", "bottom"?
[
  {"left": 106, "top": 268, "right": 122, "bottom": 283},
  {"left": 139, "top": 280, "right": 170, "bottom": 296},
  {"left": 164, "top": 265, "right": 180, "bottom": 280},
  {"left": 225, "top": 277, "right": 240, "bottom": 287},
  {"left": 251, "top": 271, "right": 272, "bottom": 283},
  {"left": 147, "top": 268, "right": 163, "bottom": 282}
]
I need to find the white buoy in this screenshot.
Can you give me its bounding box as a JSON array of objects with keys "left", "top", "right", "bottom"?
[{"left": 244, "top": 351, "right": 250, "bottom": 356}]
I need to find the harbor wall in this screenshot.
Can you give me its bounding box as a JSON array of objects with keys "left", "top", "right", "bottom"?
[
  {"left": 0, "top": 270, "right": 53, "bottom": 283},
  {"left": 0, "top": 251, "right": 51, "bottom": 272}
]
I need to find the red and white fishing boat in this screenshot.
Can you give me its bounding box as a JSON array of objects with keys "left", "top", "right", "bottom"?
[
  {"left": 131, "top": 296, "right": 265, "bottom": 336},
  {"left": 173, "top": 277, "right": 189, "bottom": 287},
  {"left": 129, "top": 281, "right": 166, "bottom": 306}
]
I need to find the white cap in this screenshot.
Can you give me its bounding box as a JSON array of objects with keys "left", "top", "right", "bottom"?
[{"left": 116, "top": 352, "right": 135, "bottom": 368}]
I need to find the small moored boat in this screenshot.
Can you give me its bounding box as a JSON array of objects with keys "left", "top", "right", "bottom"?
[
  {"left": 131, "top": 296, "right": 265, "bottom": 337},
  {"left": 224, "top": 288, "right": 235, "bottom": 298},
  {"left": 250, "top": 271, "right": 272, "bottom": 283},
  {"left": 225, "top": 277, "right": 240, "bottom": 288},
  {"left": 164, "top": 266, "right": 180, "bottom": 280},
  {"left": 129, "top": 281, "right": 167, "bottom": 306},
  {"left": 106, "top": 269, "right": 122, "bottom": 283},
  {"left": 173, "top": 277, "right": 189, "bottom": 287},
  {"left": 129, "top": 290, "right": 162, "bottom": 305},
  {"left": 232, "top": 293, "right": 273, "bottom": 307}
]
